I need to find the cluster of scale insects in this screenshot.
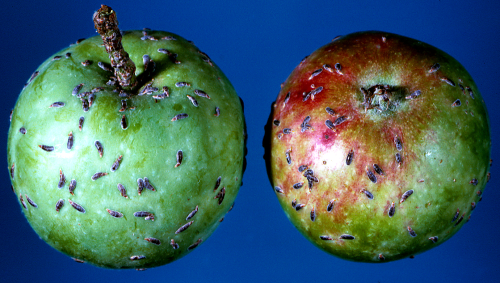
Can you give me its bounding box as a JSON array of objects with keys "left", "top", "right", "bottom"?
[
  {"left": 10, "top": 29, "right": 233, "bottom": 266},
  {"left": 270, "top": 39, "right": 486, "bottom": 260}
]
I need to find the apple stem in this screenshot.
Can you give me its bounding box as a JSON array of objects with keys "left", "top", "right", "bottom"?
[{"left": 93, "top": 5, "right": 137, "bottom": 90}]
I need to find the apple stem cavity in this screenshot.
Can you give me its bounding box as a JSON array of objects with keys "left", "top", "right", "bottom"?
[{"left": 93, "top": 5, "right": 137, "bottom": 90}]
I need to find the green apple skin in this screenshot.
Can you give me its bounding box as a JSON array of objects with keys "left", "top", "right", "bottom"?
[
  {"left": 8, "top": 30, "right": 245, "bottom": 269},
  {"left": 265, "top": 31, "right": 491, "bottom": 262}
]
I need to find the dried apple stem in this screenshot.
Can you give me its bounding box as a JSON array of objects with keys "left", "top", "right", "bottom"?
[{"left": 93, "top": 5, "right": 136, "bottom": 89}]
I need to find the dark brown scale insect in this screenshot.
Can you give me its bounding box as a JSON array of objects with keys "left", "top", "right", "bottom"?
[
  {"left": 295, "top": 203, "right": 306, "bottom": 211},
  {"left": 394, "top": 136, "right": 403, "bottom": 151},
  {"left": 327, "top": 199, "right": 336, "bottom": 212},
  {"left": 145, "top": 237, "right": 161, "bottom": 245},
  {"left": 171, "top": 113, "right": 188, "bottom": 121},
  {"left": 106, "top": 208, "right": 123, "bottom": 218},
  {"left": 400, "top": 189, "right": 413, "bottom": 204},
  {"left": 121, "top": 115, "right": 127, "bottom": 129},
  {"left": 95, "top": 141, "right": 103, "bottom": 158},
  {"left": 130, "top": 255, "right": 146, "bottom": 261},
  {"left": 310, "top": 207, "right": 316, "bottom": 221},
  {"left": 405, "top": 90, "right": 421, "bottom": 100},
  {"left": 81, "top": 60, "right": 92, "bottom": 66},
  {"left": 291, "top": 199, "right": 297, "bottom": 208},
  {"left": 407, "top": 226, "right": 417, "bottom": 237},
  {"left": 429, "top": 236, "right": 439, "bottom": 243},
  {"left": 69, "top": 179, "right": 76, "bottom": 195},
  {"left": 334, "top": 63, "right": 343, "bottom": 75},
  {"left": 137, "top": 178, "right": 145, "bottom": 195},
  {"left": 88, "top": 93, "right": 96, "bottom": 108},
  {"left": 186, "top": 205, "right": 199, "bottom": 220},
  {"left": 174, "top": 150, "right": 183, "bottom": 168},
  {"left": 214, "top": 107, "right": 220, "bottom": 117},
  {"left": 388, "top": 202, "right": 395, "bottom": 217},
  {"left": 26, "top": 195, "right": 38, "bottom": 208},
  {"left": 300, "top": 116, "right": 312, "bottom": 132},
  {"left": 175, "top": 221, "right": 194, "bottom": 234},
  {"left": 215, "top": 187, "right": 226, "bottom": 205},
  {"left": 67, "top": 132, "right": 74, "bottom": 150},
  {"left": 157, "top": 48, "right": 171, "bottom": 55},
  {"left": 395, "top": 152, "right": 402, "bottom": 166},
  {"left": 273, "top": 120, "right": 280, "bottom": 126},
  {"left": 39, "top": 145, "right": 54, "bottom": 152},
  {"left": 68, "top": 199, "right": 85, "bottom": 213},
  {"left": 308, "top": 68, "right": 323, "bottom": 80},
  {"left": 470, "top": 178, "right": 478, "bottom": 185},
  {"left": 323, "top": 64, "right": 334, "bottom": 73},
  {"left": 320, "top": 235, "right": 333, "bottom": 241},
  {"left": 117, "top": 183, "right": 128, "bottom": 198},
  {"left": 346, "top": 149, "right": 354, "bottom": 165},
  {"left": 78, "top": 116, "right": 84, "bottom": 131},
  {"left": 428, "top": 63, "right": 440, "bottom": 73},
  {"left": 143, "top": 177, "right": 156, "bottom": 191},
  {"left": 58, "top": 169, "right": 66, "bottom": 189},
  {"left": 325, "top": 119, "right": 334, "bottom": 130},
  {"left": 452, "top": 99, "right": 461, "bottom": 107},
  {"left": 451, "top": 209, "right": 460, "bottom": 222},
  {"left": 175, "top": 82, "right": 191, "bottom": 87},
  {"left": 379, "top": 254, "right": 386, "bottom": 261},
  {"left": 471, "top": 202, "right": 476, "bottom": 210},
  {"left": 283, "top": 128, "right": 292, "bottom": 134},
  {"left": 454, "top": 213, "right": 465, "bottom": 226},
  {"left": 110, "top": 155, "right": 123, "bottom": 172},
  {"left": 333, "top": 116, "right": 347, "bottom": 127},
  {"left": 98, "top": 61, "right": 113, "bottom": 72},
  {"left": 28, "top": 71, "right": 39, "bottom": 84},
  {"left": 194, "top": 89, "right": 210, "bottom": 99},
  {"left": 119, "top": 100, "right": 127, "bottom": 112},
  {"left": 10, "top": 163, "right": 14, "bottom": 179},
  {"left": 285, "top": 150, "right": 292, "bottom": 165},
  {"left": 362, "top": 189, "right": 374, "bottom": 199},
  {"left": 76, "top": 38, "right": 86, "bottom": 44},
  {"left": 366, "top": 168, "right": 377, "bottom": 183},
  {"left": 325, "top": 107, "right": 335, "bottom": 115},
  {"left": 186, "top": 95, "right": 199, "bottom": 107},
  {"left": 81, "top": 98, "right": 89, "bottom": 112},
  {"left": 161, "top": 35, "right": 177, "bottom": 40},
  {"left": 274, "top": 186, "right": 284, "bottom": 194},
  {"left": 91, "top": 172, "right": 108, "bottom": 181},
  {"left": 309, "top": 86, "right": 324, "bottom": 100},
  {"left": 298, "top": 165, "right": 308, "bottom": 172},
  {"left": 139, "top": 82, "right": 158, "bottom": 95},
  {"left": 293, "top": 182, "right": 303, "bottom": 190},
  {"left": 188, "top": 239, "right": 203, "bottom": 250},
  {"left": 282, "top": 91, "right": 291, "bottom": 108},
  {"left": 440, "top": 77, "right": 455, "bottom": 86},
  {"left": 65, "top": 52, "right": 71, "bottom": 58},
  {"left": 214, "top": 176, "right": 222, "bottom": 192},
  {"left": 19, "top": 127, "right": 26, "bottom": 134},
  {"left": 134, "top": 211, "right": 152, "bottom": 218},
  {"left": 55, "top": 199, "right": 64, "bottom": 212},
  {"left": 170, "top": 239, "right": 179, "bottom": 249},
  {"left": 339, "top": 234, "right": 355, "bottom": 240},
  {"left": 19, "top": 195, "right": 27, "bottom": 209},
  {"left": 52, "top": 55, "right": 62, "bottom": 60},
  {"left": 49, "top": 102, "right": 65, "bottom": 108},
  {"left": 373, "top": 164, "right": 384, "bottom": 175},
  {"left": 466, "top": 86, "right": 475, "bottom": 99}
]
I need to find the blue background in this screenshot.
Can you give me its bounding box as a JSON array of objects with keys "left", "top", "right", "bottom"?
[{"left": 1, "top": 1, "right": 499, "bottom": 282}]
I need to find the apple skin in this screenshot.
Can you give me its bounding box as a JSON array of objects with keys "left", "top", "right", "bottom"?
[
  {"left": 264, "top": 31, "right": 491, "bottom": 262},
  {"left": 8, "top": 30, "right": 245, "bottom": 269}
]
